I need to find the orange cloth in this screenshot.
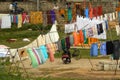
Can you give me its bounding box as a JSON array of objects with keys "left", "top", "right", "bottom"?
[
  {"left": 73, "top": 31, "right": 80, "bottom": 46},
  {"left": 88, "top": 37, "right": 98, "bottom": 45},
  {"left": 79, "top": 30, "right": 84, "bottom": 43},
  {"left": 89, "top": 7, "right": 93, "bottom": 19},
  {"left": 59, "top": 9, "right": 65, "bottom": 15}
]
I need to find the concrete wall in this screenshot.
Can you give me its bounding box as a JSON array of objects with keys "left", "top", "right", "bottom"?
[
  {"left": 0, "top": 2, "right": 37, "bottom": 13},
  {"left": 0, "top": 1, "right": 117, "bottom": 13}
]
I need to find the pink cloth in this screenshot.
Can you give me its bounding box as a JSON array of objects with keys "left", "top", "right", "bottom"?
[
  {"left": 22, "top": 12, "right": 27, "bottom": 23},
  {"left": 46, "top": 44, "right": 54, "bottom": 62}
]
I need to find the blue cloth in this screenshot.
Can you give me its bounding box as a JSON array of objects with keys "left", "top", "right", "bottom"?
[
  {"left": 0, "top": 53, "right": 6, "bottom": 57},
  {"left": 50, "top": 10, "right": 56, "bottom": 24},
  {"left": 85, "top": 8, "right": 89, "bottom": 18},
  {"left": 100, "top": 42, "right": 106, "bottom": 56},
  {"left": 12, "top": 2, "right": 17, "bottom": 8},
  {"left": 118, "top": 11, "right": 120, "bottom": 22},
  {"left": 16, "top": 15, "right": 18, "bottom": 24},
  {"left": 90, "top": 43, "right": 98, "bottom": 56},
  {"left": 39, "top": 45, "right": 48, "bottom": 60},
  {"left": 105, "top": 20, "right": 108, "bottom": 30}
]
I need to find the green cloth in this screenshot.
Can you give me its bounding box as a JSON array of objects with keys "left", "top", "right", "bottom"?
[
  {"left": 82, "top": 29, "right": 87, "bottom": 43},
  {"left": 61, "top": 39, "right": 66, "bottom": 50},
  {"left": 27, "top": 48, "right": 38, "bottom": 68},
  {"left": 68, "top": 8, "right": 72, "bottom": 21},
  {"left": 84, "top": 38, "right": 88, "bottom": 44}
]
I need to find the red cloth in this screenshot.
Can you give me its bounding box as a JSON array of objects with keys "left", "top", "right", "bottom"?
[
  {"left": 22, "top": 12, "right": 27, "bottom": 23},
  {"left": 93, "top": 7, "right": 97, "bottom": 17},
  {"left": 97, "top": 6, "right": 102, "bottom": 16}
]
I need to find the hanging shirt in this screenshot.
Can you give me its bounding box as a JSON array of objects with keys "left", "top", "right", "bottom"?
[
  {"left": 93, "top": 7, "right": 97, "bottom": 17},
  {"left": 97, "top": 6, "right": 102, "bottom": 16},
  {"left": 47, "top": 10, "right": 52, "bottom": 24},
  {"left": 49, "top": 24, "right": 59, "bottom": 43},
  {"left": 39, "top": 45, "right": 48, "bottom": 60},
  {"left": 115, "top": 11, "right": 118, "bottom": 19},
  {"left": 73, "top": 31, "right": 80, "bottom": 46},
  {"left": 105, "top": 20, "right": 109, "bottom": 30},
  {"left": 61, "top": 39, "right": 66, "bottom": 51},
  {"left": 65, "top": 22, "right": 76, "bottom": 33},
  {"left": 68, "top": 7, "right": 72, "bottom": 21},
  {"left": 50, "top": 10, "right": 56, "bottom": 24},
  {"left": 1, "top": 15, "right": 11, "bottom": 29},
  {"left": 79, "top": 30, "right": 84, "bottom": 43},
  {"left": 69, "top": 35, "right": 74, "bottom": 46},
  {"left": 90, "top": 43, "right": 98, "bottom": 56},
  {"left": 89, "top": 7, "right": 93, "bottom": 19},
  {"left": 109, "top": 13, "right": 113, "bottom": 21},
  {"left": 87, "top": 27, "right": 94, "bottom": 37},
  {"left": 112, "top": 40, "right": 120, "bottom": 60},
  {"left": 100, "top": 42, "right": 106, "bottom": 56},
  {"left": 32, "top": 48, "right": 41, "bottom": 65},
  {"left": 106, "top": 41, "right": 113, "bottom": 55},
  {"left": 27, "top": 48, "right": 39, "bottom": 68},
  {"left": 65, "top": 36, "right": 70, "bottom": 49},
  {"left": 17, "top": 14, "right": 22, "bottom": 28},
  {"left": 36, "top": 47, "right": 46, "bottom": 64},
  {"left": 82, "top": 29, "right": 87, "bottom": 43},
  {"left": 116, "top": 25, "right": 120, "bottom": 36},
  {"left": 85, "top": 8, "right": 89, "bottom": 18},
  {"left": 97, "top": 23, "right": 103, "bottom": 35},
  {"left": 46, "top": 43, "right": 55, "bottom": 62},
  {"left": 112, "top": 12, "right": 115, "bottom": 20}
]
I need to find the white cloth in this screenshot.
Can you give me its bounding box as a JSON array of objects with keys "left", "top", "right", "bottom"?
[
  {"left": 65, "top": 22, "right": 76, "bottom": 33},
  {"left": 109, "top": 13, "right": 113, "bottom": 21},
  {"left": 104, "top": 14, "right": 108, "bottom": 20},
  {"left": 116, "top": 25, "right": 120, "bottom": 36},
  {"left": 37, "top": 35, "right": 45, "bottom": 46},
  {"left": 0, "top": 48, "right": 9, "bottom": 57},
  {"left": 48, "top": 24, "right": 59, "bottom": 43},
  {"left": 1, "top": 15, "right": 11, "bottom": 29},
  {"left": 9, "top": 49, "right": 20, "bottom": 62},
  {"left": 9, "top": 4, "right": 13, "bottom": 10},
  {"left": 76, "top": 15, "right": 90, "bottom": 30},
  {"left": 100, "top": 15, "right": 103, "bottom": 20},
  {"left": 112, "top": 12, "right": 115, "bottom": 20},
  {"left": 115, "top": 11, "right": 118, "bottom": 19},
  {"left": 45, "top": 33, "right": 52, "bottom": 44},
  {"left": 53, "top": 6, "right": 59, "bottom": 10}
]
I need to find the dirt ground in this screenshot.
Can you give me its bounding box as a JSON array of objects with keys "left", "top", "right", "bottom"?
[{"left": 20, "top": 58, "right": 120, "bottom": 80}]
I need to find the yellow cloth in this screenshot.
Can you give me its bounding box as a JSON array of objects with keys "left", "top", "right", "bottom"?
[
  {"left": 18, "top": 14, "right": 22, "bottom": 28},
  {"left": 30, "top": 11, "right": 43, "bottom": 24}
]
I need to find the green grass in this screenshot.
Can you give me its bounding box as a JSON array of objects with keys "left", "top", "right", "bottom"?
[{"left": 0, "top": 23, "right": 52, "bottom": 48}]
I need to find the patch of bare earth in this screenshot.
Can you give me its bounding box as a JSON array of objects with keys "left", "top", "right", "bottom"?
[{"left": 19, "top": 58, "right": 120, "bottom": 80}]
